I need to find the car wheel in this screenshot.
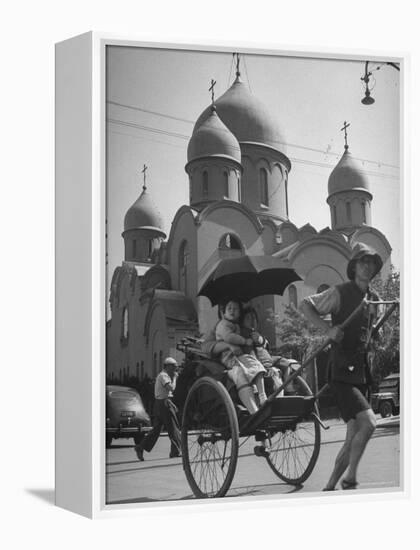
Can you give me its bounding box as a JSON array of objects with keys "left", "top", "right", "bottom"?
[
  {"left": 106, "top": 434, "right": 113, "bottom": 448},
  {"left": 379, "top": 400, "right": 393, "bottom": 418}
]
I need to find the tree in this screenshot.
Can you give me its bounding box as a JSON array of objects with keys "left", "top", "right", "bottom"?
[
  {"left": 369, "top": 266, "right": 400, "bottom": 380},
  {"left": 272, "top": 265, "right": 400, "bottom": 380},
  {"left": 271, "top": 304, "right": 325, "bottom": 362}
]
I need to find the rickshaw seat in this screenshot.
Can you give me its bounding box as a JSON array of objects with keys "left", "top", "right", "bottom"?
[{"left": 195, "top": 359, "right": 227, "bottom": 382}]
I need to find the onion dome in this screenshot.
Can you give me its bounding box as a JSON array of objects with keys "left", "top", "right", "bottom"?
[
  {"left": 187, "top": 107, "right": 241, "bottom": 163},
  {"left": 328, "top": 148, "right": 371, "bottom": 197},
  {"left": 193, "top": 75, "right": 285, "bottom": 152},
  {"left": 123, "top": 187, "right": 166, "bottom": 237}
]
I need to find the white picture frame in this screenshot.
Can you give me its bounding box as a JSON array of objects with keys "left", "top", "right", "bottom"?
[{"left": 55, "top": 32, "right": 407, "bottom": 518}]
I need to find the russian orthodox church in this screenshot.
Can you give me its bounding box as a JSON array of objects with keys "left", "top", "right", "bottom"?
[{"left": 106, "top": 58, "right": 392, "bottom": 383}]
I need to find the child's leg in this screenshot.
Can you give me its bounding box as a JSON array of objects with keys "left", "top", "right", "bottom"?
[
  {"left": 237, "top": 385, "right": 259, "bottom": 414},
  {"left": 234, "top": 366, "right": 259, "bottom": 414},
  {"left": 254, "top": 373, "right": 267, "bottom": 405}
]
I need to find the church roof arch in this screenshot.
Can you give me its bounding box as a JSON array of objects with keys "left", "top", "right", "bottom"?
[
  {"left": 196, "top": 200, "right": 264, "bottom": 234},
  {"left": 287, "top": 235, "right": 351, "bottom": 265},
  {"left": 166, "top": 205, "right": 198, "bottom": 248},
  {"left": 350, "top": 226, "right": 392, "bottom": 255}
]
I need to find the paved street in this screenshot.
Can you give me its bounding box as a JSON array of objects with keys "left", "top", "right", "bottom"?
[{"left": 105, "top": 415, "right": 400, "bottom": 505}]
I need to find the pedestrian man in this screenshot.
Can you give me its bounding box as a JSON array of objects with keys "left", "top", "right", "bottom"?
[
  {"left": 135, "top": 357, "right": 181, "bottom": 461},
  {"left": 300, "top": 243, "right": 383, "bottom": 490}
]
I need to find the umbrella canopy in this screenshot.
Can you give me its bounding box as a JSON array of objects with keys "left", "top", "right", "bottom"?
[{"left": 198, "top": 255, "right": 302, "bottom": 306}]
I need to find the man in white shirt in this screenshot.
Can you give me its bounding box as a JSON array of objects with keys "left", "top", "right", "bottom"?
[{"left": 135, "top": 357, "right": 181, "bottom": 461}]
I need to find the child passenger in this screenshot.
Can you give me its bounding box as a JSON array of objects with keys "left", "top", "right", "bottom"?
[
  {"left": 241, "top": 307, "right": 284, "bottom": 394},
  {"left": 215, "top": 299, "right": 268, "bottom": 414}
]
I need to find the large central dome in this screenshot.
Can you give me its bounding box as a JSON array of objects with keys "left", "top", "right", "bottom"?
[{"left": 193, "top": 75, "right": 285, "bottom": 153}]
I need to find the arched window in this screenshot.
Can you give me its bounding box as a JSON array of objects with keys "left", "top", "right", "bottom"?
[
  {"left": 237, "top": 175, "right": 241, "bottom": 202},
  {"left": 178, "top": 240, "right": 189, "bottom": 293},
  {"left": 346, "top": 201, "right": 351, "bottom": 222},
  {"left": 219, "top": 233, "right": 242, "bottom": 251},
  {"left": 121, "top": 307, "right": 129, "bottom": 342},
  {"left": 332, "top": 205, "right": 337, "bottom": 226},
  {"left": 203, "top": 171, "right": 209, "bottom": 198},
  {"left": 288, "top": 284, "right": 297, "bottom": 308},
  {"left": 260, "top": 168, "right": 269, "bottom": 206},
  {"left": 132, "top": 239, "right": 137, "bottom": 258},
  {"left": 223, "top": 171, "right": 229, "bottom": 198},
  {"left": 361, "top": 202, "right": 366, "bottom": 223}
]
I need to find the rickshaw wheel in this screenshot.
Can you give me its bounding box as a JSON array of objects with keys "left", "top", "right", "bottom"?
[
  {"left": 265, "top": 375, "right": 321, "bottom": 485},
  {"left": 181, "top": 376, "right": 239, "bottom": 498}
]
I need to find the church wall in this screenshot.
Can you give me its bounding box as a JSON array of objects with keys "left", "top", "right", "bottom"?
[
  {"left": 196, "top": 205, "right": 264, "bottom": 334},
  {"left": 260, "top": 222, "right": 277, "bottom": 254},
  {"left": 167, "top": 209, "right": 198, "bottom": 304},
  {"left": 188, "top": 160, "right": 241, "bottom": 207},
  {"left": 240, "top": 146, "right": 288, "bottom": 220},
  {"left": 145, "top": 303, "right": 168, "bottom": 378}
]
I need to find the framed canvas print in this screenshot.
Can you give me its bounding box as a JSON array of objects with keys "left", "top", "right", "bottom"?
[{"left": 55, "top": 32, "right": 406, "bottom": 518}]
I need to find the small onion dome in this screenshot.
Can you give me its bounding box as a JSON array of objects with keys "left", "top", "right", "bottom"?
[
  {"left": 187, "top": 107, "right": 241, "bottom": 163},
  {"left": 193, "top": 75, "right": 285, "bottom": 153},
  {"left": 123, "top": 188, "right": 166, "bottom": 237},
  {"left": 328, "top": 148, "right": 371, "bottom": 197}
]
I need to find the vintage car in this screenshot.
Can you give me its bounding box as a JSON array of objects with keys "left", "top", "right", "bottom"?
[
  {"left": 106, "top": 385, "right": 151, "bottom": 448},
  {"left": 371, "top": 373, "right": 400, "bottom": 418}
]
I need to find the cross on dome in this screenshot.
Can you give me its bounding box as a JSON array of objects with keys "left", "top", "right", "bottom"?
[
  {"left": 341, "top": 121, "right": 350, "bottom": 150},
  {"left": 233, "top": 52, "right": 241, "bottom": 77},
  {"left": 209, "top": 79, "right": 216, "bottom": 105},
  {"left": 141, "top": 164, "right": 148, "bottom": 190}
]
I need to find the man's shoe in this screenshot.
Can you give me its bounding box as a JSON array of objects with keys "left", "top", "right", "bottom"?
[
  {"left": 135, "top": 445, "right": 144, "bottom": 461},
  {"left": 341, "top": 479, "right": 358, "bottom": 490}
]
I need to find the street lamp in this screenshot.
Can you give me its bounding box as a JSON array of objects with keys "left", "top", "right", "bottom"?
[{"left": 361, "top": 61, "right": 400, "bottom": 105}]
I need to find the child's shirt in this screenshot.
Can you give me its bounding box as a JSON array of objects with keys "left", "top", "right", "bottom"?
[{"left": 215, "top": 319, "right": 243, "bottom": 344}]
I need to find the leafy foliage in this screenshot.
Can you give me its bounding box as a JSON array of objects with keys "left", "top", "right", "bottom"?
[
  {"left": 272, "top": 266, "right": 400, "bottom": 380},
  {"left": 272, "top": 304, "right": 326, "bottom": 362},
  {"left": 370, "top": 266, "right": 400, "bottom": 380}
]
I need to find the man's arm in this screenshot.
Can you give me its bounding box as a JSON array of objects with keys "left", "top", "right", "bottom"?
[{"left": 300, "top": 288, "right": 344, "bottom": 343}]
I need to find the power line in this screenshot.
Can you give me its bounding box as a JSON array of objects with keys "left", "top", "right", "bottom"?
[
  {"left": 107, "top": 117, "right": 399, "bottom": 179},
  {"left": 107, "top": 102, "right": 399, "bottom": 170},
  {"left": 107, "top": 100, "right": 192, "bottom": 124}
]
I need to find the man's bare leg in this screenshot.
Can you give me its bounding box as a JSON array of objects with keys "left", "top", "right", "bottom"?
[
  {"left": 323, "top": 419, "right": 357, "bottom": 490},
  {"left": 343, "top": 408, "right": 376, "bottom": 485}
]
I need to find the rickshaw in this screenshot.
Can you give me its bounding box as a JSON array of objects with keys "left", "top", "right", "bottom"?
[{"left": 174, "top": 255, "right": 399, "bottom": 499}]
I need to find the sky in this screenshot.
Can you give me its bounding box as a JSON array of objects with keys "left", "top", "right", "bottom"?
[{"left": 106, "top": 45, "right": 400, "bottom": 283}]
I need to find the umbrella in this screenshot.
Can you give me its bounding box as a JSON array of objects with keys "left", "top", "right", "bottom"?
[{"left": 198, "top": 255, "right": 302, "bottom": 306}]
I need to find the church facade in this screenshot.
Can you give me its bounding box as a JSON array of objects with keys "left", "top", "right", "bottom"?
[{"left": 106, "top": 64, "right": 392, "bottom": 383}]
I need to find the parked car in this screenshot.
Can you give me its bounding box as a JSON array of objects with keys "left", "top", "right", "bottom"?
[
  {"left": 370, "top": 373, "right": 400, "bottom": 418},
  {"left": 106, "top": 385, "right": 151, "bottom": 448}
]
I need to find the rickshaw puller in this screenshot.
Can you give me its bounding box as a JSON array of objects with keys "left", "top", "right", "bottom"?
[{"left": 300, "top": 243, "right": 383, "bottom": 491}]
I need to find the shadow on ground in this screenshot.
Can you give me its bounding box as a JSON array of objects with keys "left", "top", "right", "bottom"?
[{"left": 25, "top": 488, "right": 55, "bottom": 505}]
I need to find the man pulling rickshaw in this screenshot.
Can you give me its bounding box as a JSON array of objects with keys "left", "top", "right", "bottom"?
[{"left": 301, "top": 243, "right": 399, "bottom": 491}]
